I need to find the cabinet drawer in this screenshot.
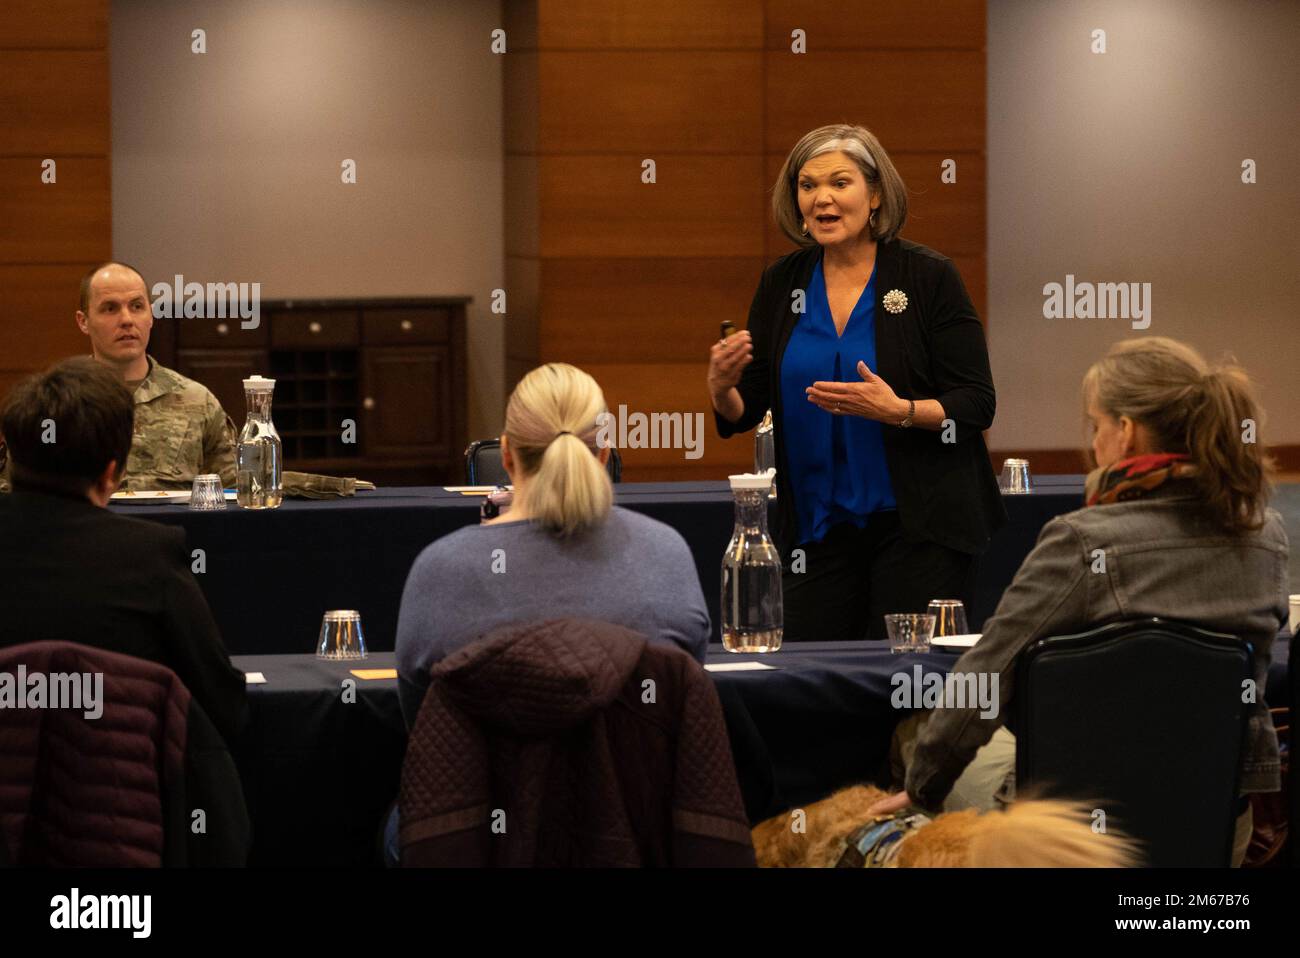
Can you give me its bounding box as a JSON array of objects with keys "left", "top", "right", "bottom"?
[
  {"left": 176, "top": 348, "right": 269, "bottom": 423},
  {"left": 270, "top": 310, "right": 359, "bottom": 348},
  {"left": 362, "top": 308, "right": 449, "bottom": 345},
  {"left": 177, "top": 316, "right": 270, "bottom": 348}
]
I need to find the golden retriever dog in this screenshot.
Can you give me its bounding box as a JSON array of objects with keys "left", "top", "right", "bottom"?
[{"left": 753, "top": 785, "right": 1139, "bottom": 867}]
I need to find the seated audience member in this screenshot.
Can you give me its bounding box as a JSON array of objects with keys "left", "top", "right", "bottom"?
[
  {"left": 0, "top": 262, "right": 237, "bottom": 493},
  {"left": 0, "top": 358, "right": 247, "bottom": 744},
  {"left": 395, "top": 362, "right": 710, "bottom": 726},
  {"left": 876, "top": 337, "right": 1288, "bottom": 867}
]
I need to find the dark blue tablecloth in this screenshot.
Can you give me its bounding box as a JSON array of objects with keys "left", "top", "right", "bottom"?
[
  {"left": 119, "top": 479, "right": 1085, "bottom": 655},
  {"left": 231, "top": 635, "right": 1292, "bottom": 866},
  {"left": 231, "top": 642, "right": 963, "bottom": 865}
]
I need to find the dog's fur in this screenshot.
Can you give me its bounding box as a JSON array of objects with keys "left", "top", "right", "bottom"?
[{"left": 753, "top": 785, "right": 1140, "bottom": 867}]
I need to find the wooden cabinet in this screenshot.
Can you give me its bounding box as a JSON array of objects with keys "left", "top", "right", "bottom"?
[
  {"left": 361, "top": 347, "right": 449, "bottom": 458},
  {"left": 165, "top": 298, "right": 468, "bottom": 485},
  {"left": 175, "top": 348, "right": 269, "bottom": 427}
]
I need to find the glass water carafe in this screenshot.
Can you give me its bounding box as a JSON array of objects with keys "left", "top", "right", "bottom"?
[
  {"left": 753, "top": 408, "right": 777, "bottom": 500},
  {"left": 720, "top": 472, "right": 783, "bottom": 652},
  {"left": 236, "top": 375, "right": 283, "bottom": 510}
]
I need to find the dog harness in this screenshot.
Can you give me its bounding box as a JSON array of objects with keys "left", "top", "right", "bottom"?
[{"left": 834, "top": 812, "right": 933, "bottom": 868}]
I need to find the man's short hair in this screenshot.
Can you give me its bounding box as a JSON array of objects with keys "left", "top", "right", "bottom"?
[
  {"left": 1, "top": 357, "right": 133, "bottom": 494},
  {"left": 79, "top": 261, "right": 150, "bottom": 315}
]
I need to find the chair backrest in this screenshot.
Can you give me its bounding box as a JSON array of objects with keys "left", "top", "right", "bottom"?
[
  {"left": 0, "top": 640, "right": 248, "bottom": 867},
  {"left": 1291, "top": 627, "right": 1299, "bottom": 867},
  {"left": 399, "top": 617, "right": 753, "bottom": 866},
  {"left": 1014, "top": 617, "right": 1252, "bottom": 867},
  {"left": 464, "top": 438, "right": 622, "bottom": 484}
]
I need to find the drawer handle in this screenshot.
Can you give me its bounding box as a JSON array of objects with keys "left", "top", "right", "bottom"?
[
  {"left": 216, "top": 322, "right": 229, "bottom": 336},
  {"left": 400, "top": 319, "right": 413, "bottom": 332},
  {"left": 308, "top": 321, "right": 322, "bottom": 334},
  {"left": 363, "top": 397, "right": 375, "bottom": 410}
]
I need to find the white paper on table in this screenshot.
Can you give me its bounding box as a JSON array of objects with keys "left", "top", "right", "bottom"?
[
  {"left": 444, "top": 485, "right": 512, "bottom": 494},
  {"left": 704, "top": 661, "right": 778, "bottom": 672},
  {"left": 244, "top": 672, "right": 267, "bottom": 684},
  {"left": 930, "top": 633, "right": 981, "bottom": 649}
]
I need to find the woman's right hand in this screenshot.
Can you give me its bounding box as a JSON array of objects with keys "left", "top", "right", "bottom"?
[{"left": 708, "top": 329, "right": 753, "bottom": 398}]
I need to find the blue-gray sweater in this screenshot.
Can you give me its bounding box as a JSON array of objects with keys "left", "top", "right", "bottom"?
[{"left": 395, "top": 506, "right": 711, "bottom": 727}]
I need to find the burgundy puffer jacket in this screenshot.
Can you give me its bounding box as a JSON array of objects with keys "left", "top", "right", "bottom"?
[
  {"left": 0, "top": 641, "right": 246, "bottom": 866},
  {"left": 400, "top": 618, "right": 755, "bottom": 867}
]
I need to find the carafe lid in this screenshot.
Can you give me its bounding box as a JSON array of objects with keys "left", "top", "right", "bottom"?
[
  {"left": 242, "top": 375, "right": 275, "bottom": 392},
  {"left": 729, "top": 470, "right": 774, "bottom": 492}
]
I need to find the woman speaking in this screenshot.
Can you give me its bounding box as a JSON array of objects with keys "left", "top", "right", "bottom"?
[{"left": 708, "top": 124, "right": 1005, "bottom": 643}]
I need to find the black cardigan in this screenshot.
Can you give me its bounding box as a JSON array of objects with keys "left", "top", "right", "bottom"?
[{"left": 715, "top": 238, "right": 1006, "bottom": 557}]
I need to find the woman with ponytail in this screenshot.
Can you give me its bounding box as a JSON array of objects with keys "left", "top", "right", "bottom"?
[
  {"left": 872, "top": 337, "right": 1289, "bottom": 867},
  {"left": 394, "top": 363, "right": 710, "bottom": 727}
]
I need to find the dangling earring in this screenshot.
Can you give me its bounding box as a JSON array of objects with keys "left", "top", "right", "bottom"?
[
  {"left": 869, "top": 209, "right": 878, "bottom": 228},
  {"left": 800, "top": 220, "right": 809, "bottom": 235}
]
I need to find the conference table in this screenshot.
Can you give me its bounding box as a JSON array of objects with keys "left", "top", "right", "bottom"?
[
  {"left": 231, "top": 636, "right": 1293, "bottom": 867},
  {"left": 114, "top": 477, "right": 1088, "bottom": 655}
]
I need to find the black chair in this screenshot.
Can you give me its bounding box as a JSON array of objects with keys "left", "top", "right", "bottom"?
[
  {"left": 464, "top": 438, "right": 622, "bottom": 485},
  {"left": 1014, "top": 617, "right": 1253, "bottom": 867}
]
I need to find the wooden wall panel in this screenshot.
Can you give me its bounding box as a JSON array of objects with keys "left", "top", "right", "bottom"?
[
  {"left": 0, "top": 51, "right": 110, "bottom": 154},
  {"left": 0, "top": 158, "right": 110, "bottom": 262},
  {"left": 0, "top": 0, "right": 107, "bottom": 49},
  {"left": 763, "top": 0, "right": 985, "bottom": 49},
  {"left": 537, "top": 0, "right": 762, "bottom": 49},
  {"left": 538, "top": 52, "right": 762, "bottom": 153},
  {"left": 765, "top": 51, "right": 986, "bottom": 154},
  {"left": 0, "top": 0, "right": 110, "bottom": 404},
  {"left": 539, "top": 154, "right": 765, "bottom": 258},
  {"left": 539, "top": 257, "right": 763, "bottom": 363},
  {"left": 0, "top": 263, "right": 96, "bottom": 360},
  {"left": 580, "top": 362, "right": 752, "bottom": 475}
]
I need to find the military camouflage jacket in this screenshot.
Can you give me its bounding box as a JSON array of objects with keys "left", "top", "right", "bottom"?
[
  {"left": 0, "top": 357, "right": 236, "bottom": 493},
  {"left": 122, "top": 358, "right": 238, "bottom": 490}
]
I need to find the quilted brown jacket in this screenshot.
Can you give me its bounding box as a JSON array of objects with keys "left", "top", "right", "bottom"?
[
  {"left": 0, "top": 641, "right": 249, "bottom": 866},
  {"left": 399, "top": 618, "right": 755, "bottom": 867}
]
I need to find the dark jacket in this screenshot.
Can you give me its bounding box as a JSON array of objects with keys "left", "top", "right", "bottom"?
[
  {"left": 717, "top": 238, "right": 1007, "bottom": 556},
  {"left": 0, "top": 641, "right": 250, "bottom": 866},
  {"left": 0, "top": 488, "right": 247, "bottom": 746},
  {"left": 399, "top": 618, "right": 755, "bottom": 867},
  {"left": 905, "top": 484, "right": 1290, "bottom": 809}
]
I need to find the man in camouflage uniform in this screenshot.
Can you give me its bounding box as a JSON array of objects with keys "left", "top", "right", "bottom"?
[{"left": 0, "top": 262, "right": 236, "bottom": 493}]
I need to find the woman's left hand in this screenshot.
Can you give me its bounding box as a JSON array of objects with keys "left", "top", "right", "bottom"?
[
  {"left": 806, "top": 360, "right": 906, "bottom": 423},
  {"left": 865, "top": 790, "right": 914, "bottom": 817}
]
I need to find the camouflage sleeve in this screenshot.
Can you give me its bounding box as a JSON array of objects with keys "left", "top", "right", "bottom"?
[{"left": 203, "top": 395, "right": 238, "bottom": 487}]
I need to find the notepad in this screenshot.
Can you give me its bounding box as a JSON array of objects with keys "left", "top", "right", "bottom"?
[
  {"left": 443, "top": 486, "right": 511, "bottom": 495},
  {"left": 350, "top": 668, "right": 398, "bottom": 680},
  {"left": 931, "top": 633, "right": 981, "bottom": 649},
  {"left": 704, "top": 661, "right": 777, "bottom": 672},
  {"left": 244, "top": 672, "right": 267, "bottom": 684}
]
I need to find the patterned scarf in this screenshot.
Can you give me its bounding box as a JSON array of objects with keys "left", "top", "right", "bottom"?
[{"left": 1084, "top": 452, "right": 1197, "bottom": 507}]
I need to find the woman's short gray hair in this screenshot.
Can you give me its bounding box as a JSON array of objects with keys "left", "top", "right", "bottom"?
[{"left": 772, "top": 124, "right": 908, "bottom": 247}]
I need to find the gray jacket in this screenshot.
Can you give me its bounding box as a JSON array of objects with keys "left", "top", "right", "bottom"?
[{"left": 906, "top": 482, "right": 1289, "bottom": 810}]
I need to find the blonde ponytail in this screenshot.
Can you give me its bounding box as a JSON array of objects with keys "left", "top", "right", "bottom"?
[
  {"left": 1082, "top": 337, "right": 1273, "bottom": 533},
  {"left": 503, "top": 363, "right": 612, "bottom": 536}
]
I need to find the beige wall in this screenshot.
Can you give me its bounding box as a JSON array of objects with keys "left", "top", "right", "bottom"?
[
  {"left": 111, "top": 0, "right": 504, "bottom": 440},
  {"left": 987, "top": 0, "right": 1299, "bottom": 452}
]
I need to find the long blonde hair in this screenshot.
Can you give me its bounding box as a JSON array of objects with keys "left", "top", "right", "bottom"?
[
  {"left": 503, "top": 363, "right": 612, "bottom": 536},
  {"left": 1082, "top": 337, "right": 1273, "bottom": 533}
]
